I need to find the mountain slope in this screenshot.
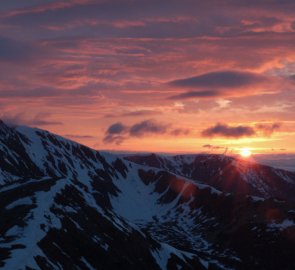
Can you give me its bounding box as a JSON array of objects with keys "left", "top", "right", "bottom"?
[
  {"left": 125, "top": 153, "right": 295, "bottom": 202},
  {"left": 0, "top": 121, "right": 295, "bottom": 270}
]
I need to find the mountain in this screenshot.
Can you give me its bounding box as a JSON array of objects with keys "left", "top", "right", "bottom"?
[
  {"left": 0, "top": 120, "right": 295, "bottom": 270},
  {"left": 125, "top": 153, "right": 295, "bottom": 202}
]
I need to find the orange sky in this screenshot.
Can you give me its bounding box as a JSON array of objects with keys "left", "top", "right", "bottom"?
[{"left": 0, "top": 0, "right": 295, "bottom": 154}]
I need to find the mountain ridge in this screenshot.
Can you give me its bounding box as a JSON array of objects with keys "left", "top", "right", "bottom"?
[{"left": 0, "top": 121, "right": 295, "bottom": 270}]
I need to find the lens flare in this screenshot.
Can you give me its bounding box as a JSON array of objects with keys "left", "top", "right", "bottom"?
[{"left": 240, "top": 148, "right": 252, "bottom": 157}]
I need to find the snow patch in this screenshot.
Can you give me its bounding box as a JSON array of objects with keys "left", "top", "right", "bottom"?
[
  {"left": 6, "top": 197, "right": 33, "bottom": 210},
  {"left": 268, "top": 219, "right": 295, "bottom": 231}
]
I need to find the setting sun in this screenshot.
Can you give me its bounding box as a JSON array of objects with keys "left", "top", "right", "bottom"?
[{"left": 240, "top": 148, "right": 252, "bottom": 158}]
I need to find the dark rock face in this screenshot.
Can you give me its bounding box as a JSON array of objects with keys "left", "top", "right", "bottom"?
[{"left": 0, "top": 121, "right": 295, "bottom": 270}]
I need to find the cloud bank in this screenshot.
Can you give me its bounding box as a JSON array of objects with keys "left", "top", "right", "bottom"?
[
  {"left": 104, "top": 120, "right": 190, "bottom": 144},
  {"left": 202, "top": 123, "right": 255, "bottom": 138},
  {"left": 202, "top": 122, "right": 282, "bottom": 138}
]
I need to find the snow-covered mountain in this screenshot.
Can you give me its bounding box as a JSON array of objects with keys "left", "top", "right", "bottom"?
[
  {"left": 125, "top": 153, "right": 295, "bottom": 202},
  {"left": 0, "top": 120, "right": 295, "bottom": 270}
]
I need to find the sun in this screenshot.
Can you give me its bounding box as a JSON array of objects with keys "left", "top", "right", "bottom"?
[{"left": 240, "top": 148, "right": 252, "bottom": 158}]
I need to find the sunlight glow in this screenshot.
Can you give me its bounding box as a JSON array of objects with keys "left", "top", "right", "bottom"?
[{"left": 240, "top": 148, "right": 252, "bottom": 157}]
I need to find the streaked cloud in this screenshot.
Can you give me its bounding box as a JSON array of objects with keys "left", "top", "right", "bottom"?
[
  {"left": 1, "top": 112, "right": 63, "bottom": 127},
  {"left": 169, "top": 71, "right": 268, "bottom": 89},
  {"left": 168, "top": 70, "right": 274, "bottom": 99},
  {"left": 0, "top": 0, "right": 294, "bottom": 152},
  {"left": 168, "top": 90, "right": 219, "bottom": 100}
]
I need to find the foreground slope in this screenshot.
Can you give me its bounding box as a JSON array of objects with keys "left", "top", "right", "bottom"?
[{"left": 0, "top": 120, "right": 295, "bottom": 270}]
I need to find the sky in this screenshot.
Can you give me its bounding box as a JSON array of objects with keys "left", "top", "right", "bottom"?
[{"left": 0, "top": 0, "right": 295, "bottom": 154}]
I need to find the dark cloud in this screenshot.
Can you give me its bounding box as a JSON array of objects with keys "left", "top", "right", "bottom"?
[
  {"left": 103, "top": 134, "right": 126, "bottom": 145},
  {"left": 3, "top": 0, "right": 295, "bottom": 40},
  {"left": 0, "top": 36, "right": 46, "bottom": 62},
  {"left": 106, "top": 122, "right": 128, "bottom": 135},
  {"left": 168, "top": 90, "right": 219, "bottom": 100},
  {"left": 0, "top": 87, "right": 60, "bottom": 98},
  {"left": 129, "top": 120, "right": 168, "bottom": 137},
  {"left": 0, "top": 0, "right": 55, "bottom": 12},
  {"left": 0, "top": 1, "right": 212, "bottom": 32},
  {"left": 169, "top": 70, "right": 267, "bottom": 89},
  {"left": 103, "top": 119, "right": 190, "bottom": 144},
  {"left": 1, "top": 112, "right": 63, "bottom": 127},
  {"left": 202, "top": 123, "right": 256, "bottom": 138},
  {"left": 0, "top": 37, "right": 35, "bottom": 62},
  {"left": 103, "top": 122, "right": 129, "bottom": 145},
  {"left": 202, "top": 122, "right": 282, "bottom": 139}
]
